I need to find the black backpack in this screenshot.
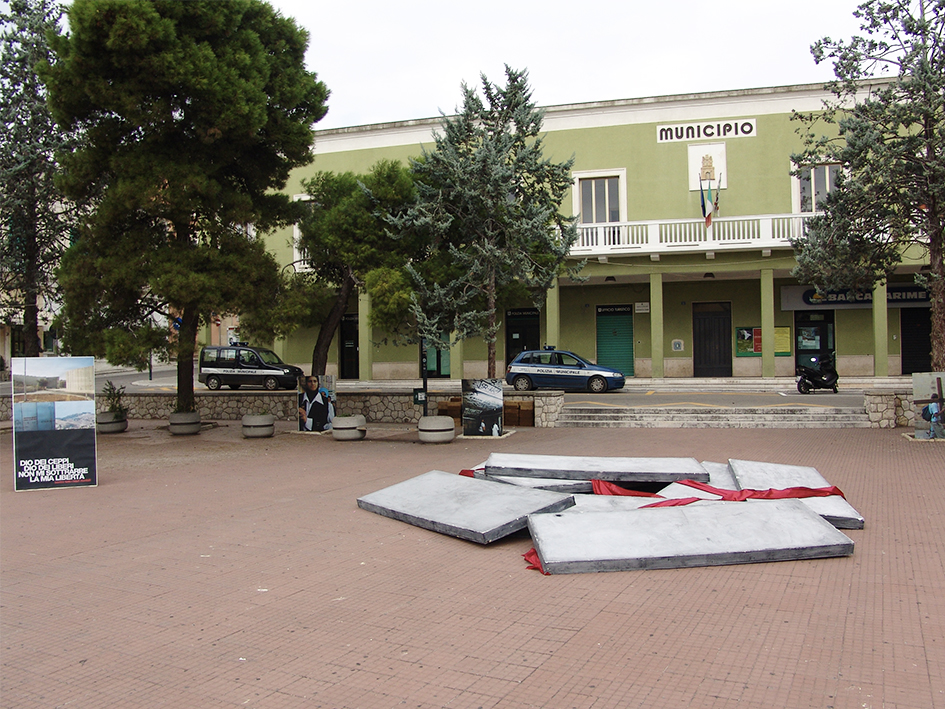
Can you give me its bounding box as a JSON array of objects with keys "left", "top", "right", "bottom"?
[{"left": 921, "top": 404, "right": 933, "bottom": 422}]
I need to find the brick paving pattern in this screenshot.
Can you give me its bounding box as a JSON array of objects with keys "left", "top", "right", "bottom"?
[{"left": 2, "top": 422, "right": 944, "bottom": 708}]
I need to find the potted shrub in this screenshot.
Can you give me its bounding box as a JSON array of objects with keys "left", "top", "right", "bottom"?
[
  {"left": 241, "top": 410, "right": 275, "bottom": 438},
  {"left": 97, "top": 380, "right": 129, "bottom": 434},
  {"left": 168, "top": 405, "right": 202, "bottom": 435}
]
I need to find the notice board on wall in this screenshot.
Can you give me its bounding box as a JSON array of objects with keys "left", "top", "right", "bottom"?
[{"left": 735, "top": 327, "right": 792, "bottom": 357}]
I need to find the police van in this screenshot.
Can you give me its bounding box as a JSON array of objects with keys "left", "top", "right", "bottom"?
[{"left": 198, "top": 343, "right": 303, "bottom": 391}]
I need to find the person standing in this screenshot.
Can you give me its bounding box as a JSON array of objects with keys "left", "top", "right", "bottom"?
[
  {"left": 929, "top": 393, "right": 944, "bottom": 440},
  {"left": 298, "top": 376, "right": 334, "bottom": 432}
]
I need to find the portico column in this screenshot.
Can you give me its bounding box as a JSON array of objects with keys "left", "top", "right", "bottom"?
[
  {"left": 450, "top": 337, "right": 464, "bottom": 380},
  {"left": 649, "top": 272, "right": 664, "bottom": 378},
  {"left": 358, "top": 289, "right": 373, "bottom": 382},
  {"left": 872, "top": 281, "right": 888, "bottom": 376},
  {"left": 761, "top": 269, "right": 776, "bottom": 378},
  {"left": 545, "top": 277, "right": 560, "bottom": 349}
]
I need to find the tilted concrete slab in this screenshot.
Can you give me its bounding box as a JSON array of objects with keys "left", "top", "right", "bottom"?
[
  {"left": 357, "top": 470, "right": 575, "bottom": 544},
  {"left": 728, "top": 459, "right": 865, "bottom": 529},
  {"left": 728, "top": 459, "right": 832, "bottom": 489},
  {"left": 484, "top": 453, "right": 709, "bottom": 482},
  {"left": 527, "top": 499, "right": 854, "bottom": 574},
  {"left": 564, "top": 494, "right": 671, "bottom": 512},
  {"left": 486, "top": 474, "right": 594, "bottom": 494},
  {"left": 699, "top": 461, "right": 740, "bottom": 490}
]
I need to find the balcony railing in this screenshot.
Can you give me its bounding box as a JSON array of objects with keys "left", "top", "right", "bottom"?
[{"left": 571, "top": 213, "right": 812, "bottom": 257}]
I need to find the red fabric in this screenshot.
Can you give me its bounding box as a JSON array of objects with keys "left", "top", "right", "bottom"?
[
  {"left": 675, "top": 479, "right": 846, "bottom": 501},
  {"left": 591, "top": 479, "right": 663, "bottom": 497},
  {"left": 523, "top": 548, "right": 550, "bottom": 575},
  {"left": 459, "top": 469, "right": 476, "bottom": 478},
  {"left": 641, "top": 497, "right": 704, "bottom": 508}
]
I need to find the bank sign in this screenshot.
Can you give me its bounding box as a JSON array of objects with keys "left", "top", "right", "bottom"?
[
  {"left": 657, "top": 119, "right": 757, "bottom": 143},
  {"left": 781, "top": 285, "right": 930, "bottom": 311}
]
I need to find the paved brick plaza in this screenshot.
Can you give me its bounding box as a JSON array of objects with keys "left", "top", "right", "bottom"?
[{"left": 2, "top": 422, "right": 944, "bottom": 708}]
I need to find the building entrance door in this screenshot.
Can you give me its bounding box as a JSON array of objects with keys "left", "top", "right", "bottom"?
[
  {"left": 900, "top": 307, "right": 932, "bottom": 375},
  {"left": 339, "top": 314, "right": 359, "bottom": 380},
  {"left": 693, "top": 302, "right": 732, "bottom": 377},
  {"left": 794, "top": 310, "right": 834, "bottom": 371},
  {"left": 505, "top": 308, "right": 540, "bottom": 368},
  {"left": 596, "top": 305, "right": 634, "bottom": 376}
]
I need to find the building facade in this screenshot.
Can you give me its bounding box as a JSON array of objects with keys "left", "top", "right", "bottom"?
[{"left": 262, "top": 82, "right": 931, "bottom": 381}]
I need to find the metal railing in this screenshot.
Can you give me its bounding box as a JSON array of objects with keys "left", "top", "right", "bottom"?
[{"left": 572, "top": 213, "right": 812, "bottom": 257}]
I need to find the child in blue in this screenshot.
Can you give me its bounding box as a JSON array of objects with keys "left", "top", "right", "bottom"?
[{"left": 929, "top": 393, "right": 944, "bottom": 440}]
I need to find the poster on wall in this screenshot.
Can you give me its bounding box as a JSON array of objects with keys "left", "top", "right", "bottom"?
[
  {"left": 11, "top": 357, "right": 97, "bottom": 492},
  {"left": 297, "top": 374, "right": 335, "bottom": 432},
  {"left": 462, "top": 379, "right": 503, "bottom": 437},
  {"left": 912, "top": 372, "right": 944, "bottom": 440},
  {"left": 735, "top": 327, "right": 792, "bottom": 356}
]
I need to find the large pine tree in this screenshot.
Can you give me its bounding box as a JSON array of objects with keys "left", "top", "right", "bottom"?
[
  {"left": 0, "top": 0, "right": 76, "bottom": 357},
  {"left": 389, "top": 66, "right": 580, "bottom": 378},
  {"left": 43, "top": 0, "right": 328, "bottom": 411},
  {"left": 792, "top": 0, "right": 945, "bottom": 370}
]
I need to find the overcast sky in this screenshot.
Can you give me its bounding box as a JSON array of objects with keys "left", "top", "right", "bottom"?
[{"left": 270, "top": 0, "right": 865, "bottom": 131}]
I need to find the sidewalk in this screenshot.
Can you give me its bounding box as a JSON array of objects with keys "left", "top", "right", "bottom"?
[{"left": 2, "top": 423, "right": 943, "bottom": 708}]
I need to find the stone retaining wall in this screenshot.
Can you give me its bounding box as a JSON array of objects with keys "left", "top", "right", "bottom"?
[
  {"left": 334, "top": 390, "right": 563, "bottom": 427},
  {"left": 864, "top": 390, "right": 915, "bottom": 429},
  {"left": 0, "top": 389, "right": 563, "bottom": 427}
]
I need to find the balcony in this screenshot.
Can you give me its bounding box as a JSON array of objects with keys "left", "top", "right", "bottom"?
[{"left": 570, "top": 213, "right": 812, "bottom": 258}]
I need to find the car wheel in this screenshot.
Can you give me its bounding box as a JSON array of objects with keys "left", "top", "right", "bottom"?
[
  {"left": 587, "top": 376, "right": 607, "bottom": 393},
  {"left": 513, "top": 375, "right": 532, "bottom": 391},
  {"left": 228, "top": 383, "right": 241, "bottom": 390},
  {"left": 206, "top": 375, "right": 221, "bottom": 391},
  {"left": 263, "top": 376, "right": 279, "bottom": 391},
  {"left": 797, "top": 379, "right": 812, "bottom": 394}
]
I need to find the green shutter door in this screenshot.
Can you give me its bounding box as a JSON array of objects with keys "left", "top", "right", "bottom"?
[{"left": 596, "top": 305, "right": 634, "bottom": 376}]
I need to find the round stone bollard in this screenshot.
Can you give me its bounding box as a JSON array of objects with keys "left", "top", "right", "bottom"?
[
  {"left": 241, "top": 413, "right": 275, "bottom": 438},
  {"left": 168, "top": 411, "right": 202, "bottom": 435},
  {"left": 332, "top": 415, "right": 367, "bottom": 441},
  {"left": 418, "top": 415, "right": 455, "bottom": 444}
]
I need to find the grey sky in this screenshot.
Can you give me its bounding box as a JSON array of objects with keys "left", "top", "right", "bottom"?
[{"left": 271, "top": 0, "right": 865, "bottom": 130}]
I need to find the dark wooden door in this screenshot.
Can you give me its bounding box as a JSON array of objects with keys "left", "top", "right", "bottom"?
[
  {"left": 900, "top": 307, "right": 932, "bottom": 375},
  {"left": 692, "top": 302, "right": 732, "bottom": 377}
]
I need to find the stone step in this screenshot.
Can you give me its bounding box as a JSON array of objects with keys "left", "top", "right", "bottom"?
[{"left": 555, "top": 405, "right": 871, "bottom": 428}]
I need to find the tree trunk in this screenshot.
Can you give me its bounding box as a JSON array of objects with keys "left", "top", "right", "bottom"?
[
  {"left": 22, "top": 192, "right": 41, "bottom": 357},
  {"left": 311, "top": 272, "right": 356, "bottom": 375},
  {"left": 929, "top": 216, "right": 944, "bottom": 372},
  {"left": 486, "top": 269, "right": 497, "bottom": 379},
  {"left": 175, "top": 306, "right": 200, "bottom": 412}
]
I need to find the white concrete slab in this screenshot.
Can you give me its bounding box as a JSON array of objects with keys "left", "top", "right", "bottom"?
[
  {"left": 527, "top": 499, "right": 854, "bottom": 574},
  {"left": 485, "top": 453, "right": 709, "bottom": 482},
  {"left": 486, "top": 474, "right": 594, "bottom": 494},
  {"left": 700, "top": 461, "right": 740, "bottom": 490},
  {"left": 657, "top": 482, "right": 723, "bottom": 500},
  {"left": 728, "top": 458, "right": 865, "bottom": 529},
  {"left": 728, "top": 459, "right": 831, "bottom": 489},
  {"left": 357, "top": 470, "right": 575, "bottom": 544},
  {"left": 564, "top": 495, "right": 669, "bottom": 512}
]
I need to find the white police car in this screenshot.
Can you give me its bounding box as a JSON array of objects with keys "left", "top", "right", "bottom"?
[
  {"left": 198, "top": 343, "right": 303, "bottom": 391},
  {"left": 505, "top": 348, "right": 626, "bottom": 393}
]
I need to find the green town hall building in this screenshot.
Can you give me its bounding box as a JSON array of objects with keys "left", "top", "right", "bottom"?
[{"left": 262, "top": 82, "right": 932, "bottom": 382}]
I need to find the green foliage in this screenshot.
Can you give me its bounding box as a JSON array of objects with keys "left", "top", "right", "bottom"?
[
  {"left": 387, "top": 66, "right": 580, "bottom": 376},
  {"left": 293, "top": 160, "right": 417, "bottom": 373},
  {"left": 0, "top": 0, "right": 78, "bottom": 356},
  {"left": 792, "top": 0, "right": 945, "bottom": 368},
  {"left": 237, "top": 270, "right": 336, "bottom": 346},
  {"left": 101, "top": 380, "right": 128, "bottom": 417},
  {"left": 44, "top": 0, "right": 329, "bottom": 409}
]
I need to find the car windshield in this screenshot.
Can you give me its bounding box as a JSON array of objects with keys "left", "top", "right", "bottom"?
[{"left": 256, "top": 349, "right": 284, "bottom": 365}]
